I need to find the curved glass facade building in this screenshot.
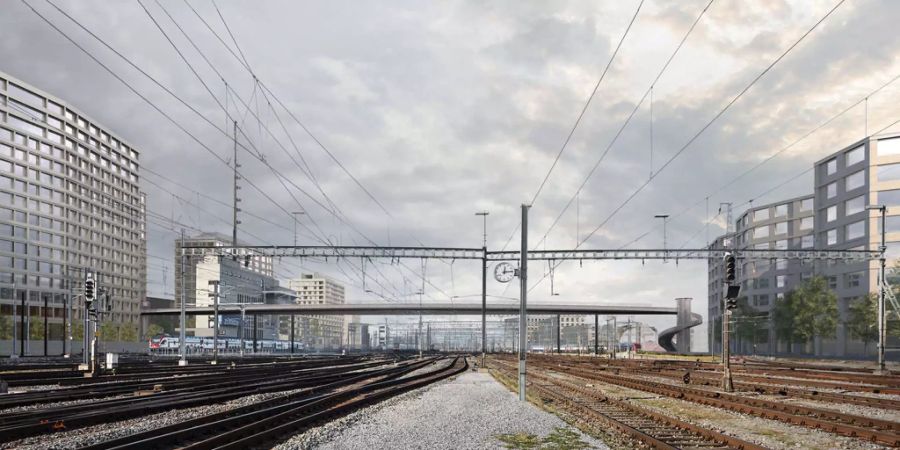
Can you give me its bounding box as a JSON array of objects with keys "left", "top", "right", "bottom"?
[{"left": 0, "top": 71, "right": 146, "bottom": 353}]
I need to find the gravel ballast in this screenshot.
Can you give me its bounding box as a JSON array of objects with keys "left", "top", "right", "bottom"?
[{"left": 277, "top": 368, "right": 607, "bottom": 450}]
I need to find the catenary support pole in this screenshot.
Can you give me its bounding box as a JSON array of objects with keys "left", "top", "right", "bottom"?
[
  {"left": 556, "top": 314, "right": 561, "bottom": 353},
  {"left": 43, "top": 295, "right": 48, "bottom": 356},
  {"left": 518, "top": 204, "right": 529, "bottom": 402},
  {"left": 253, "top": 314, "right": 258, "bottom": 353},
  {"left": 179, "top": 229, "right": 187, "bottom": 366},
  {"left": 481, "top": 246, "right": 487, "bottom": 368},
  {"left": 594, "top": 314, "right": 599, "bottom": 355},
  {"left": 878, "top": 206, "right": 887, "bottom": 375},
  {"left": 20, "top": 290, "right": 25, "bottom": 357},
  {"left": 290, "top": 314, "right": 295, "bottom": 355}
]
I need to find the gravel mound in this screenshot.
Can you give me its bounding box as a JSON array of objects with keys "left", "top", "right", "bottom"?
[{"left": 276, "top": 369, "right": 607, "bottom": 450}]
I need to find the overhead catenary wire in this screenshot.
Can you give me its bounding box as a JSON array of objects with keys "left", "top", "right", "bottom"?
[
  {"left": 624, "top": 70, "right": 900, "bottom": 249},
  {"left": 531, "top": 0, "right": 716, "bottom": 251},
  {"left": 529, "top": 0, "right": 846, "bottom": 292},
  {"left": 24, "top": 0, "right": 413, "bottom": 300}
]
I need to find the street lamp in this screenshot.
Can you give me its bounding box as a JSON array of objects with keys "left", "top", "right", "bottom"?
[
  {"left": 475, "top": 211, "right": 490, "bottom": 247},
  {"left": 655, "top": 214, "right": 669, "bottom": 261},
  {"left": 866, "top": 204, "right": 887, "bottom": 374}
]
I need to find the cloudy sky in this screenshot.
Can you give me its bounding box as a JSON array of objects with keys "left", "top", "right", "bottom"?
[{"left": 3, "top": 0, "right": 900, "bottom": 349}]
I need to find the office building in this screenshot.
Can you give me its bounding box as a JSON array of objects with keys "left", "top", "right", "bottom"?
[
  {"left": 709, "top": 133, "right": 900, "bottom": 356},
  {"left": 0, "top": 72, "right": 146, "bottom": 351},
  {"left": 288, "top": 273, "right": 346, "bottom": 350}
]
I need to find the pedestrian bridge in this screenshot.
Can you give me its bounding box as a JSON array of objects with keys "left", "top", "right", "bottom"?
[{"left": 140, "top": 302, "right": 679, "bottom": 316}]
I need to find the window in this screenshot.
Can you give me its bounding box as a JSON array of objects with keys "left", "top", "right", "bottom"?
[
  {"left": 801, "top": 235, "right": 814, "bottom": 248},
  {"left": 827, "top": 276, "right": 837, "bottom": 290},
  {"left": 826, "top": 158, "right": 837, "bottom": 175},
  {"left": 777, "top": 275, "right": 786, "bottom": 288},
  {"left": 775, "top": 239, "right": 787, "bottom": 250},
  {"left": 846, "top": 220, "right": 865, "bottom": 240},
  {"left": 846, "top": 272, "right": 863, "bottom": 288},
  {"left": 753, "top": 226, "right": 769, "bottom": 239},
  {"left": 826, "top": 205, "right": 837, "bottom": 222},
  {"left": 879, "top": 137, "right": 900, "bottom": 156},
  {"left": 879, "top": 189, "right": 900, "bottom": 207},
  {"left": 826, "top": 229, "right": 837, "bottom": 245},
  {"left": 775, "top": 204, "right": 788, "bottom": 217},
  {"left": 877, "top": 164, "right": 900, "bottom": 182},
  {"left": 776, "top": 259, "right": 788, "bottom": 270},
  {"left": 878, "top": 215, "right": 900, "bottom": 233},
  {"left": 845, "top": 195, "right": 866, "bottom": 216},
  {"left": 753, "top": 208, "right": 769, "bottom": 221},
  {"left": 846, "top": 145, "right": 865, "bottom": 166},
  {"left": 826, "top": 182, "right": 837, "bottom": 199},
  {"left": 800, "top": 216, "right": 814, "bottom": 230},
  {"left": 774, "top": 221, "right": 788, "bottom": 235},
  {"left": 845, "top": 170, "right": 865, "bottom": 192},
  {"left": 800, "top": 198, "right": 813, "bottom": 212}
]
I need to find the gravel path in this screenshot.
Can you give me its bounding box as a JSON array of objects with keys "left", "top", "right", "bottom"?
[{"left": 276, "top": 369, "right": 608, "bottom": 450}]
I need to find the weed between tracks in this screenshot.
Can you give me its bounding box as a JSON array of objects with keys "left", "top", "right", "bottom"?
[
  {"left": 488, "top": 367, "right": 627, "bottom": 450},
  {"left": 497, "top": 427, "right": 591, "bottom": 450}
]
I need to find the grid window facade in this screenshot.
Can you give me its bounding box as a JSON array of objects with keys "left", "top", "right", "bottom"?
[{"left": 0, "top": 73, "right": 146, "bottom": 331}]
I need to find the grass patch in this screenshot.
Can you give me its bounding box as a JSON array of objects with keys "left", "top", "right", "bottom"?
[{"left": 497, "top": 427, "right": 591, "bottom": 450}]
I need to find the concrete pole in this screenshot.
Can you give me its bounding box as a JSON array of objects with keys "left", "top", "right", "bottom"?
[
  {"left": 518, "top": 204, "right": 529, "bottom": 402},
  {"left": 43, "top": 295, "right": 48, "bottom": 356},
  {"left": 594, "top": 314, "right": 599, "bottom": 355},
  {"left": 209, "top": 280, "right": 219, "bottom": 365},
  {"left": 556, "top": 314, "right": 561, "bottom": 353},
  {"left": 179, "top": 229, "right": 187, "bottom": 366},
  {"left": 878, "top": 206, "right": 887, "bottom": 374},
  {"left": 481, "top": 246, "right": 487, "bottom": 368},
  {"left": 20, "top": 290, "right": 26, "bottom": 357},
  {"left": 290, "top": 314, "right": 295, "bottom": 355}
]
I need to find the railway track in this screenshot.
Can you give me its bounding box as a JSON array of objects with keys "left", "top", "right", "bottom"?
[
  {"left": 0, "top": 356, "right": 439, "bottom": 442},
  {"left": 77, "top": 356, "right": 467, "bottom": 450},
  {"left": 553, "top": 360, "right": 900, "bottom": 410},
  {"left": 523, "top": 357, "right": 900, "bottom": 447},
  {"left": 0, "top": 357, "right": 386, "bottom": 409},
  {"left": 491, "top": 359, "right": 764, "bottom": 449}
]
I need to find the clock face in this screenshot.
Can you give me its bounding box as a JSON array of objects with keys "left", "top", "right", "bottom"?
[{"left": 493, "top": 262, "right": 516, "bottom": 283}]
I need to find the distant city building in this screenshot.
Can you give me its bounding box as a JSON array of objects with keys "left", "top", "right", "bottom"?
[
  {"left": 709, "top": 133, "right": 900, "bottom": 356},
  {"left": 288, "top": 273, "right": 346, "bottom": 350},
  {"left": 174, "top": 232, "right": 273, "bottom": 308},
  {"left": 0, "top": 71, "right": 147, "bottom": 348},
  {"left": 348, "top": 321, "right": 369, "bottom": 350}
]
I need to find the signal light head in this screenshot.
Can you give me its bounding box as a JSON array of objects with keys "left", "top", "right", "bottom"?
[{"left": 723, "top": 252, "right": 736, "bottom": 284}]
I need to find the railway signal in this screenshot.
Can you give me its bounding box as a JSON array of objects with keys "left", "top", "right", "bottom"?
[
  {"left": 84, "top": 274, "right": 95, "bottom": 308},
  {"left": 723, "top": 252, "right": 736, "bottom": 283}
]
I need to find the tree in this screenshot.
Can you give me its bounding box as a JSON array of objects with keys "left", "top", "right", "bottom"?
[
  {"left": 144, "top": 324, "right": 164, "bottom": 341},
  {"left": 773, "top": 291, "right": 798, "bottom": 352},
  {"left": 774, "top": 276, "right": 837, "bottom": 355},
  {"left": 72, "top": 320, "right": 84, "bottom": 340},
  {"left": 100, "top": 322, "right": 119, "bottom": 342},
  {"left": 119, "top": 324, "right": 138, "bottom": 342},
  {"left": 847, "top": 294, "right": 878, "bottom": 354},
  {"left": 733, "top": 297, "right": 766, "bottom": 354},
  {"left": 28, "top": 315, "right": 44, "bottom": 340},
  {"left": 0, "top": 315, "right": 12, "bottom": 340}
]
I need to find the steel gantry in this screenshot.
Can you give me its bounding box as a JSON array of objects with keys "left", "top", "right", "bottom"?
[
  {"left": 178, "top": 245, "right": 880, "bottom": 262},
  {"left": 175, "top": 242, "right": 885, "bottom": 387}
]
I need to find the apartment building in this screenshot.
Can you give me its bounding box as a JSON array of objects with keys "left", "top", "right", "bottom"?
[{"left": 288, "top": 273, "right": 346, "bottom": 350}]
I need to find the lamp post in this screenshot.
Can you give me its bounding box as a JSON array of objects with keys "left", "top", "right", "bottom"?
[
  {"left": 866, "top": 204, "right": 887, "bottom": 375},
  {"left": 475, "top": 211, "right": 489, "bottom": 369},
  {"left": 655, "top": 214, "right": 669, "bottom": 261}
]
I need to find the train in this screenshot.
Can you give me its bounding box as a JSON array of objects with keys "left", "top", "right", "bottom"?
[{"left": 148, "top": 335, "right": 304, "bottom": 353}]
